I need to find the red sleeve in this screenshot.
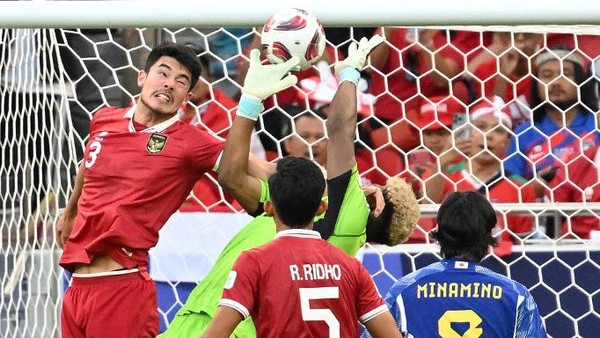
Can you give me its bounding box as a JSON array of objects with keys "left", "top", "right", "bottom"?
[
  {"left": 354, "top": 261, "right": 387, "bottom": 323},
  {"left": 220, "top": 251, "right": 261, "bottom": 319},
  {"left": 187, "top": 128, "right": 225, "bottom": 174}
]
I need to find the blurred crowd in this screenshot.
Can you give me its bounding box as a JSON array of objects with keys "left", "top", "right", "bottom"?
[{"left": 182, "top": 27, "right": 599, "bottom": 249}]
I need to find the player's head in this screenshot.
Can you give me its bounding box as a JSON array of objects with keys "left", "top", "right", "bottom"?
[
  {"left": 282, "top": 109, "right": 328, "bottom": 167},
  {"left": 432, "top": 191, "right": 498, "bottom": 262},
  {"left": 366, "top": 177, "right": 420, "bottom": 246},
  {"left": 143, "top": 42, "right": 201, "bottom": 90},
  {"left": 267, "top": 156, "right": 326, "bottom": 229},
  {"left": 137, "top": 43, "right": 201, "bottom": 116}
]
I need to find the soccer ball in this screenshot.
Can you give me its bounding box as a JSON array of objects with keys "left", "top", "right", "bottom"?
[{"left": 261, "top": 8, "right": 326, "bottom": 71}]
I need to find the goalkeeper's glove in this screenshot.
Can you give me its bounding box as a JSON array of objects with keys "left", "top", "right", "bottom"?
[
  {"left": 237, "top": 49, "right": 300, "bottom": 121},
  {"left": 334, "top": 35, "right": 386, "bottom": 85}
]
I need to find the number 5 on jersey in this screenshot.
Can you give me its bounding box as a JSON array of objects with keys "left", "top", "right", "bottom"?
[{"left": 300, "top": 287, "right": 340, "bottom": 338}]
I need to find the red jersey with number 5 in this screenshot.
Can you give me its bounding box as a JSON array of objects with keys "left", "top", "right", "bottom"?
[
  {"left": 59, "top": 106, "right": 224, "bottom": 272},
  {"left": 220, "top": 229, "right": 388, "bottom": 338}
]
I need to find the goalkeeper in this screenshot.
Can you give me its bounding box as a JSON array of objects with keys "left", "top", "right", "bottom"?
[{"left": 160, "top": 35, "right": 420, "bottom": 338}]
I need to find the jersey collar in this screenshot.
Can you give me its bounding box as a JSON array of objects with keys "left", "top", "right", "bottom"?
[
  {"left": 276, "top": 229, "right": 322, "bottom": 239},
  {"left": 443, "top": 258, "right": 476, "bottom": 270},
  {"left": 123, "top": 104, "right": 183, "bottom": 133}
]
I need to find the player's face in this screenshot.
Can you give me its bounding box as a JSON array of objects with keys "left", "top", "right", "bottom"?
[
  {"left": 284, "top": 115, "right": 327, "bottom": 166},
  {"left": 137, "top": 56, "right": 193, "bottom": 116},
  {"left": 537, "top": 60, "right": 579, "bottom": 109},
  {"left": 471, "top": 115, "right": 510, "bottom": 163},
  {"left": 423, "top": 128, "right": 451, "bottom": 155}
]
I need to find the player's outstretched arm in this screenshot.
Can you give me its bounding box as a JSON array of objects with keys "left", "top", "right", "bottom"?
[
  {"left": 218, "top": 49, "right": 299, "bottom": 213},
  {"left": 201, "top": 306, "right": 244, "bottom": 338},
  {"left": 363, "top": 311, "right": 402, "bottom": 338},
  {"left": 56, "top": 163, "right": 85, "bottom": 248},
  {"left": 328, "top": 35, "right": 385, "bottom": 179}
]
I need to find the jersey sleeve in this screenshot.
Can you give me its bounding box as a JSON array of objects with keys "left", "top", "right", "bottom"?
[
  {"left": 515, "top": 291, "right": 547, "bottom": 338},
  {"left": 315, "top": 166, "right": 368, "bottom": 256},
  {"left": 355, "top": 262, "right": 388, "bottom": 324},
  {"left": 219, "top": 251, "right": 261, "bottom": 319},
  {"left": 188, "top": 129, "right": 226, "bottom": 174}
]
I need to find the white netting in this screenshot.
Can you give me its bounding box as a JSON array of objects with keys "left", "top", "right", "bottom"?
[{"left": 1, "top": 23, "right": 599, "bottom": 338}]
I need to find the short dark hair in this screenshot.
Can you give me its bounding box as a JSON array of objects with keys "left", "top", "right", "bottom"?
[
  {"left": 144, "top": 42, "right": 201, "bottom": 89},
  {"left": 432, "top": 191, "right": 498, "bottom": 261},
  {"left": 268, "top": 156, "right": 326, "bottom": 228}
]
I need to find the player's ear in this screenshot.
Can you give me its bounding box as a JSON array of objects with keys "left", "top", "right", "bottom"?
[
  {"left": 264, "top": 200, "right": 275, "bottom": 216},
  {"left": 137, "top": 70, "right": 147, "bottom": 88},
  {"left": 315, "top": 200, "right": 328, "bottom": 216},
  {"left": 182, "top": 91, "right": 192, "bottom": 106}
]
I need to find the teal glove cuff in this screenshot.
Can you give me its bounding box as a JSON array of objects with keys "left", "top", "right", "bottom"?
[
  {"left": 237, "top": 94, "right": 264, "bottom": 121},
  {"left": 338, "top": 68, "right": 360, "bottom": 86}
]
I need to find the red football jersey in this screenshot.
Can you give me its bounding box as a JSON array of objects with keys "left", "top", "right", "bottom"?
[
  {"left": 60, "top": 106, "right": 224, "bottom": 271},
  {"left": 550, "top": 145, "right": 600, "bottom": 238},
  {"left": 220, "top": 229, "right": 387, "bottom": 338}
]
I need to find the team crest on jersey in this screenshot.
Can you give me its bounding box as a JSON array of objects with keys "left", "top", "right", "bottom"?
[{"left": 147, "top": 133, "right": 168, "bottom": 154}]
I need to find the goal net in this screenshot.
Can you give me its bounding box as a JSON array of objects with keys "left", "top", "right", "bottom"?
[{"left": 1, "top": 8, "right": 599, "bottom": 338}]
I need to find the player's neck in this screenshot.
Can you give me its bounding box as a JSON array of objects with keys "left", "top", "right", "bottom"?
[{"left": 133, "top": 106, "right": 177, "bottom": 128}]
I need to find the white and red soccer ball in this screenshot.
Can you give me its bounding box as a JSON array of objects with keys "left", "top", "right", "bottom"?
[{"left": 261, "top": 8, "right": 326, "bottom": 71}]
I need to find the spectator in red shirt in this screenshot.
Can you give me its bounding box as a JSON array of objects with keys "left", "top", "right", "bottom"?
[{"left": 548, "top": 145, "right": 600, "bottom": 239}]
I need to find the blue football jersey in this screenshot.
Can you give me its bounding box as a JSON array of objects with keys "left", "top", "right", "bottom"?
[{"left": 363, "top": 258, "right": 547, "bottom": 338}]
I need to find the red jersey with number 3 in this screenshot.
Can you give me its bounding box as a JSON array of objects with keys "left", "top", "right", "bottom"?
[
  {"left": 59, "top": 106, "right": 224, "bottom": 272},
  {"left": 220, "top": 229, "right": 388, "bottom": 338}
]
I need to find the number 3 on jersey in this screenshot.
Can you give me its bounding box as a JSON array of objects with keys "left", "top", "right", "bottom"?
[
  {"left": 299, "top": 287, "right": 340, "bottom": 338},
  {"left": 438, "top": 309, "right": 483, "bottom": 338},
  {"left": 84, "top": 132, "right": 108, "bottom": 168}
]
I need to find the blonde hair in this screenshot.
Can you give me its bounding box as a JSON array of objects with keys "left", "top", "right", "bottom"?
[{"left": 385, "top": 176, "right": 420, "bottom": 245}]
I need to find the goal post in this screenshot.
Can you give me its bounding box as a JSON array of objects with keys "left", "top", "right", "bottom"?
[
  {"left": 1, "top": 4, "right": 600, "bottom": 337},
  {"left": 2, "top": 0, "right": 600, "bottom": 28}
]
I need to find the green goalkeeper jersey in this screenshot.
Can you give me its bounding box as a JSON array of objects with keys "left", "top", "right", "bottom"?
[{"left": 160, "top": 166, "right": 368, "bottom": 338}]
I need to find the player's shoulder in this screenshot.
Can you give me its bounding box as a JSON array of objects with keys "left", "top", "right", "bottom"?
[
  {"left": 390, "top": 261, "right": 446, "bottom": 294},
  {"left": 473, "top": 264, "right": 530, "bottom": 295},
  {"left": 177, "top": 119, "right": 225, "bottom": 142},
  {"left": 92, "top": 106, "right": 129, "bottom": 121}
]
